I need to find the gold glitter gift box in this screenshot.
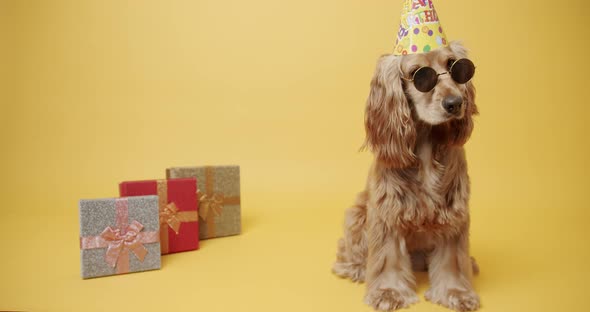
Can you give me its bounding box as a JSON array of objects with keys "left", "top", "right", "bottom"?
[{"left": 166, "top": 166, "right": 241, "bottom": 239}]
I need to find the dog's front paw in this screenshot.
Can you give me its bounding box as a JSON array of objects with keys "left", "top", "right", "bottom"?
[
  {"left": 332, "top": 262, "right": 365, "bottom": 282},
  {"left": 425, "top": 288, "right": 480, "bottom": 312},
  {"left": 364, "top": 288, "right": 418, "bottom": 311}
]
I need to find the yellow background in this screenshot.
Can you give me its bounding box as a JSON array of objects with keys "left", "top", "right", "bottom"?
[{"left": 1, "top": 0, "right": 589, "bottom": 311}]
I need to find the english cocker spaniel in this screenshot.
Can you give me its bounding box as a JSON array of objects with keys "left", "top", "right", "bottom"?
[{"left": 333, "top": 41, "right": 480, "bottom": 312}]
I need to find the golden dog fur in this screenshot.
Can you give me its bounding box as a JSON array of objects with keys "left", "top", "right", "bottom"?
[{"left": 333, "top": 42, "right": 480, "bottom": 311}]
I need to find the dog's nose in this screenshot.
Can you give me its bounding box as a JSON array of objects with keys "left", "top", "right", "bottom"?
[{"left": 442, "top": 96, "right": 463, "bottom": 114}]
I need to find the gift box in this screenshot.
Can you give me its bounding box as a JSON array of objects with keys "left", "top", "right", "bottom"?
[
  {"left": 79, "top": 196, "right": 161, "bottom": 279},
  {"left": 119, "top": 178, "right": 199, "bottom": 254},
  {"left": 166, "top": 166, "right": 241, "bottom": 239}
]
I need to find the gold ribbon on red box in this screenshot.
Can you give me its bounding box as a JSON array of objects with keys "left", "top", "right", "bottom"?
[{"left": 157, "top": 180, "right": 199, "bottom": 254}]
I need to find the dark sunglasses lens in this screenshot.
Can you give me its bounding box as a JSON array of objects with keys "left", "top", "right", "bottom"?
[
  {"left": 413, "top": 67, "right": 438, "bottom": 92},
  {"left": 450, "top": 59, "right": 475, "bottom": 84}
]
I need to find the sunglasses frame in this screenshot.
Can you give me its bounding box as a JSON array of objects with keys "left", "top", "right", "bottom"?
[{"left": 400, "top": 58, "right": 476, "bottom": 92}]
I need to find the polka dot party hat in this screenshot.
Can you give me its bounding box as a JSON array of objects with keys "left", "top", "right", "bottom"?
[{"left": 393, "top": 0, "right": 448, "bottom": 56}]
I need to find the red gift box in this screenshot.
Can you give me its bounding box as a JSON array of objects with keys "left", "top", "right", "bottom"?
[{"left": 119, "top": 178, "right": 199, "bottom": 254}]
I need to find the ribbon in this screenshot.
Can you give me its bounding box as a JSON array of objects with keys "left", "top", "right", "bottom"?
[
  {"left": 157, "top": 180, "right": 199, "bottom": 254},
  {"left": 197, "top": 167, "right": 241, "bottom": 238},
  {"left": 80, "top": 198, "right": 159, "bottom": 274},
  {"left": 101, "top": 221, "right": 149, "bottom": 268},
  {"left": 199, "top": 193, "right": 224, "bottom": 221},
  {"left": 159, "top": 202, "right": 182, "bottom": 234}
]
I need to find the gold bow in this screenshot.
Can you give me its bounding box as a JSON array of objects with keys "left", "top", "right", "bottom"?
[
  {"left": 159, "top": 202, "right": 182, "bottom": 234},
  {"left": 100, "top": 220, "right": 148, "bottom": 268},
  {"left": 199, "top": 192, "right": 225, "bottom": 221}
]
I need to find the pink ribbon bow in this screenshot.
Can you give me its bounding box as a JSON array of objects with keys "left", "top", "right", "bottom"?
[{"left": 100, "top": 220, "right": 149, "bottom": 267}]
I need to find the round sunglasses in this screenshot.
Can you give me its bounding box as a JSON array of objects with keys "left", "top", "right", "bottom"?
[{"left": 401, "top": 58, "right": 476, "bottom": 92}]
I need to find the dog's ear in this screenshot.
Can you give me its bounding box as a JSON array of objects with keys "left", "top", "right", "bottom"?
[
  {"left": 363, "top": 54, "right": 416, "bottom": 168},
  {"left": 447, "top": 41, "right": 478, "bottom": 146}
]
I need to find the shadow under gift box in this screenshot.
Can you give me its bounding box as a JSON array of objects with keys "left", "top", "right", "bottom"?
[
  {"left": 119, "top": 178, "right": 199, "bottom": 254},
  {"left": 79, "top": 196, "right": 161, "bottom": 279},
  {"left": 166, "top": 165, "right": 241, "bottom": 240}
]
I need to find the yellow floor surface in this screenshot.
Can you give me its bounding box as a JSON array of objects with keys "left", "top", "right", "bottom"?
[{"left": 1, "top": 192, "right": 589, "bottom": 311}]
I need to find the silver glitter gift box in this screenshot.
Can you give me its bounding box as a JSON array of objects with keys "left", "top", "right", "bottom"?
[
  {"left": 79, "top": 196, "right": 161, "bottom": 279},
  {"left": 166, "top": 165, "right": 241, "bottom": 239}
]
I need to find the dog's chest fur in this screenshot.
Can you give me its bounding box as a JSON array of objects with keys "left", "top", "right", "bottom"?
[
  {"left": 396, "top": 139, "right": 465, "bottom": 238},
  {"left": 416, "top": 141, "right": 443, "bottom": 197}
]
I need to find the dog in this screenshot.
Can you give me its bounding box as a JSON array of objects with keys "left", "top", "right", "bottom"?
[{"left": 333, "top": 41, "right": 480, "bottom": 312}]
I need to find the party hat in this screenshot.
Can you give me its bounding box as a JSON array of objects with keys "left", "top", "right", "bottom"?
[{"left": 393, "top": 0, "right": 448, "bottom": 56}]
